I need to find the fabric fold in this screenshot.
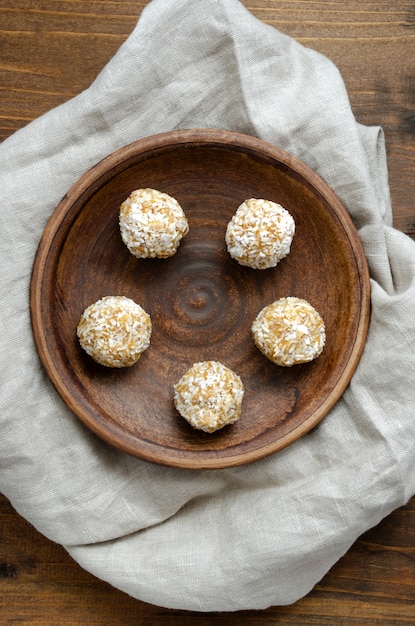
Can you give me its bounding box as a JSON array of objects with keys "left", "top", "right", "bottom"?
[{"left": 1, "top": 0, "right": 414, "bottom": 612}]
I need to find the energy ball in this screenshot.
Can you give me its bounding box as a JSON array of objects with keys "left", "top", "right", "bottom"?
[
  {"left": 77, "top": 295, "right": 152, "bottom": 368},
  {"left": 252, "top": 297, "right": 326, "bottom": 366},
  {"left": 173, "top": 361, "right": 244, "bottom": 433},
  {"left": 225, "top": 198, "right": 295, "bottom": 269},
  {"left": 119, "top": 188, "right": 189, "bottom": 258}
]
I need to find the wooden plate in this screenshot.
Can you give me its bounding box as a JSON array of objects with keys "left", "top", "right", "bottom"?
[{"left": 30, "top": 129, "right": 370, "bottom": 469}]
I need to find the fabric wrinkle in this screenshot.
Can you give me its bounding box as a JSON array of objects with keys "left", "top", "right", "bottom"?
[{"left": 1, "top": 0, "right": 414, "bottom": 612}]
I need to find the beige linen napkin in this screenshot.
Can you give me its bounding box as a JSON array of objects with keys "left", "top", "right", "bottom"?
[{"left": 1, "top": 0, "right": 414, "bottom": 612}]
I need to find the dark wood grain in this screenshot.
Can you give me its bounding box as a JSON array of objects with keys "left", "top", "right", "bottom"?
[
  {"left": 1, "top": 0, "right": 414, "bottom": 623},
  {"left": 1, "top": 494, "right": 414, "bottom": 624}
]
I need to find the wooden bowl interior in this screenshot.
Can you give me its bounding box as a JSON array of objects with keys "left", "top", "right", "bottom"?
[{"left": 31, "top": 131, "right": 370, "bottom": 468}]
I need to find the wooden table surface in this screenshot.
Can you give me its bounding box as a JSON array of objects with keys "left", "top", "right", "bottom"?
[{"left": 1, "top": 1, "right": 414, "bottom": 623}]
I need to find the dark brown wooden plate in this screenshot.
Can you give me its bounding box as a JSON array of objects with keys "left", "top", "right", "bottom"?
[{"left": 30, "top": 129, "right": 370, "bottom": 469}]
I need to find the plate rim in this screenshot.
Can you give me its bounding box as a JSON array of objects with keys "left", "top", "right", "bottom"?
[{"left": 30, "top": 128, "right": 371, "bottom": 469}]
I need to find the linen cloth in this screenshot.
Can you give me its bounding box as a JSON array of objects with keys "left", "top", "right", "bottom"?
[{"left": 1, "top": 0, "right": 414, "bottom": 612}]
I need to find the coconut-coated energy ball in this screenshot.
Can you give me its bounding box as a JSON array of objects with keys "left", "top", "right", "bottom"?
[
  {"left": 252, "top": 297, "right": 326, "bottom": 366},
  {"left": 173, "top": 361, "right": 245, "bottom": 433},
  {"left": 225, "top": 198, "right": 295, "bottom": 269},
  {"left": 77, "top": 296, "right": 152, "bottom": 368},
  {"left": 119, "top": 188, "right": 189, "bottom": 258}
]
